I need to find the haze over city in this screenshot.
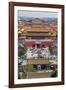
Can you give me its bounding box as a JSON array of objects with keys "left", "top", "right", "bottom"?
[{"left": 18, "top": 10, "right": 58, "bottom": 19}]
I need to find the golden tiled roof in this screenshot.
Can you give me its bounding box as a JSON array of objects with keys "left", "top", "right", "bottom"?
[
  {"left": 18, "top": 19, "right": 57, "bottom": 37},
  {"left": 27, "top": 59, "right": 50, "bottom": 64}
]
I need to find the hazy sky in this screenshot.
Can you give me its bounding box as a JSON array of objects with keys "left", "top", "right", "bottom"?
[{"left": 18, "top": 10, "right": 57, "bottom": 18}]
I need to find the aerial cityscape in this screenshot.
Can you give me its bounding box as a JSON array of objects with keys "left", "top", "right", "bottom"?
[{"left": 18, "top": 10, "right": 58, "bottom": 79}]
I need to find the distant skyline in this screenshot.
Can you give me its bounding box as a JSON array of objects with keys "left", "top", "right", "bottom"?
[{"left": 18, "top": 10, "right": 58, "bottom": 19}]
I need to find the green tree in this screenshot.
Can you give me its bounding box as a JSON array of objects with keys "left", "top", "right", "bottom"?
[
  {"left": 27, "top": 64, "right": 37, "bottom": 72},
  {"left": 51, "top": 70, "right": 57, "bottom": 77},
  {"left": 18, "top": 45, "right": 27, "bottom": 58}
]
